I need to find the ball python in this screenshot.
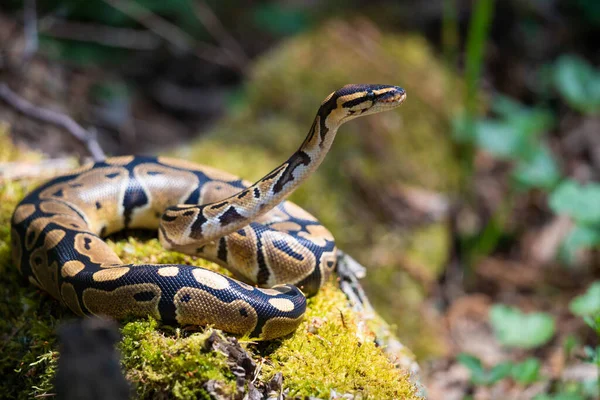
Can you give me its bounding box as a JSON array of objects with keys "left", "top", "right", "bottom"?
[{"left": 11, "top": 84, "right": 406, "bottom": 340}]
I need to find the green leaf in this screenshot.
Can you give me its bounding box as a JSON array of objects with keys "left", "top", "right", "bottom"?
[
  {"left": 560, "top": 225, "right": 600, "bottom": 263},
  {"left": 456, "top": 353, "right": 487, "bottom": 385},
  {"left": 457, "top": 353, "right": 484, "bottom": 373},
  {"left": 569, "top": 281, "right": 600, "bottom": 316},
  {"left": 490, "top": 95, "right": 525, "bottom": 118},
  {"left": 549, "top": 180, "right": 600, "bottom": 224},
  {"left": 513, "top": 144, "right": 561, "bottom": 189},
  {"left": 472, "top": 98, "right": 554, "bottom": 161},
  {"left": 491, "top": 96, "right": 554, "bottom": 133},
  {"left": 583, "top": 314, "right": 600, "bottom": 333},
  {"left": 583, "top": 346, "right": 600, "bottom": 364},
  {"left": 489, "top": 305, "right": 555, "bottom": 349},
  {"left": 456, "top": 354, "right": 512, "bottom": 385},
  {"left": 504, "top": 110, "right": 554, "bottom": 141},
  {"left": 474, "top": 120, "right": 524, "bottom": 158},
  {"left": 510, "top": 358, "right": 541, "bottom": 385},
  {"left": 487, "top": 362, "right": 512, "bottom": 384},
  {"left": 553, "top": 55, "right": 600, "bottom": 115}
]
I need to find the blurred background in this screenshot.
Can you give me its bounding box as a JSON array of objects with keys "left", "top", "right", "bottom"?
[{"left": 0, "top": 1, "right": 599, "bottom": 399}]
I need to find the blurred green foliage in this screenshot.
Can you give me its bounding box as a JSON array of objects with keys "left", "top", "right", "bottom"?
[
  {"left": 509, "top": 358, "right": 542, "bottom": 385},
  {"left": 460, "top": 300, "right": 597, "bottom": 397},
  {"left": 489, "top": 305, "right": 556, "bottom": 349},
  {"left": 553, "top": 55, "right": 600, "bottom": 115},
  {"left": 453, "top": 54, "right": 600, "bottom": 265},
  {"left": 454, "top": 96, "right": 559, "bottom": 190},
  {"left": 549, "top": 181, "right": 600, "bottom": 262},
  {"left": 457, "top": 353, "right": 512, "bottom": 386},
  {"left": 458, "top": 354, "right": 542, "bottom": 387}
]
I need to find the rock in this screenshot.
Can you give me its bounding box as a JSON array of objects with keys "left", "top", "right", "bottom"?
[{"left": 54, "top": 317, "right": 130, "bottom": 400}]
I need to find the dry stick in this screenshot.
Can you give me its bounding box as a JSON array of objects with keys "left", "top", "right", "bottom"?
[
  {"left": 192, "top": 0, "right": 249, "bottom": 71},
  {"left": 0, "top": 83, "right": 106, "bottom": 161},
  {"left": 102, "top": 0, "right": 244, "bottom": 73}
]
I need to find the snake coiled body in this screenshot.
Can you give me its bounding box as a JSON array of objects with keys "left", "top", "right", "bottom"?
[{"left": 11, "top": 84, "right": 406, "bottom": 339}]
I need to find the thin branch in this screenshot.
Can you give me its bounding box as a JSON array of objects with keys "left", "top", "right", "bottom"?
[
  {"left": 0, "top": 83, "right": 106, "bottom": 161},
  {"left": 102, "top": 0, "right": 244, "bottom": 73},
  {"left": 192, "top": 0, "right": 249, "bottom": 71}
]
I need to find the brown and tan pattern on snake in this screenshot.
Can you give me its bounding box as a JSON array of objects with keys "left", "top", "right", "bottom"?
[{"left": 11, "top": 84, "right": 406, "bottom": 339}]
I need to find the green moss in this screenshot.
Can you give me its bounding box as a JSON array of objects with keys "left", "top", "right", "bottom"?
[
  {"left": 120, "top": 319, "right": 236, "bottom": 400},
  {"left": 259, "top": 282, "right": 420, "bottom": 399},
  {"left": 0, "top": 179, "right": 64, "bottom": 399}
]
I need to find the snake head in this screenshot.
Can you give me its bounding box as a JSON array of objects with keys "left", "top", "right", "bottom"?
[{"left": 321, "top": 84, "right": 406, "bottom": 124}]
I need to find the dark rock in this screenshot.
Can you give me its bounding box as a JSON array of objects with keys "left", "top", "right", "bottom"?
[{"left": 54, "top": 317, "right": 130, "bottom": 400}]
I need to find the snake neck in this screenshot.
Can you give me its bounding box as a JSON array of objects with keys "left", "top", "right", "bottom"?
[{"left": 161, "top": 111, "right": 342, "bottom": 247}]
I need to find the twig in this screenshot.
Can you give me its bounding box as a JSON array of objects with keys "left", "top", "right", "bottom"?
[
  {"left": 39, "top": 19, "right": 161, "bottom": 50},
  {"left": 0, "top": 83, "right": 106, "bottom": 161},
  {"left": 192, "top": 0, "right": 249, "bottom": 71},
  {"left": 102, "top": 0, "right": 244, "bottom": 73},
  {"left": 22, "top": 0, "right": 38, "bottom": 61}
]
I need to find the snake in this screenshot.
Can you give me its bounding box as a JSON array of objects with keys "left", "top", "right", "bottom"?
[{"left": 11, "top": 84, "right": 406, "bottom": 340}]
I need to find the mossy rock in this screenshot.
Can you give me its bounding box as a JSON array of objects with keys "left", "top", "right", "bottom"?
[
  {"left": 177, "top": 19, "right": 464, "bottom": 357},
  {"left": 0, "top": 131, "right": 421, "bottom": 397}
]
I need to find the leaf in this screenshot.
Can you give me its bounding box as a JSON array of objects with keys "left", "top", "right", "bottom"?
[
  {"left": 513, "top": 144, "right": 561, "bottom": 189},
  {"left": 559, "top": 225, "right": 600, "bottom": 263},
  {"left": 457, "top": 353, "right": 484, "bottom": 373},
  {"left": 583, "top": 346, "right": 600, "bottom": 364},
  {"left": 569, "top": 281, "right": 600, "bottom": 316},
  {"left": 474, "top": 120, "right": 525, "bottom": 158},
  {"left": 510, "top": 358, "right": 541, "bottom": 385},
  {"left": 487, "top": 362, "right": 512, "bottom": 384},
  {"left": 456, "top": 354, "right": 511, "bottom": 385},
  {"left": 549, "top": 180, "right": 600, "bottom": 224},
  {"left": 553, "top": 55, "right": 600, "bottom": 115},
  {"left": 473, "top": 98, "right": 554, "bottom": 160},
  {"left": 489, "top": 305, "right": 555, "bottom": 349},
  {"left": 490, "top": 95, "right": 525, "bottom": 118},
  {"left": 456, "top": 353, "right": 487, "bottom": 385}
]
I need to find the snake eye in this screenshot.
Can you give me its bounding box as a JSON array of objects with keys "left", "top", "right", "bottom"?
[{"left": 366, "top": 91, "right": 375, "bottom": 101}]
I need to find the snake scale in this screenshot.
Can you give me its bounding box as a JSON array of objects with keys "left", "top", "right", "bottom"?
[{"left": 11, "top": 84, "right": 406, "bottom": 340}]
